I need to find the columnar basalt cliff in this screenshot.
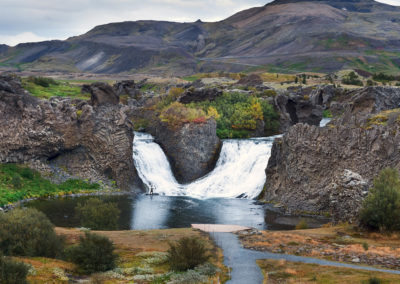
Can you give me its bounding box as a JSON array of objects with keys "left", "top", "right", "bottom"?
[
  {"left": 264, "top": 87, "right": 400, "bottom": 222},
  {"left": 0, "top": 75, "right": 139, "bottom": 190}
]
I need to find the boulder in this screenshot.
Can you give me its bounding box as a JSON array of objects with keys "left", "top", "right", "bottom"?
[
  {"left": 237, "top": 74, "right": 263, "bottom": 86},
  {"left": 113, "top": 80, "right": 142, "bottom": 100},
  {"left": 147, "top": 119, "right": 221, "bottom": 183},
  {"left": 85, "top": 82, "right": 120, "bottom": 106},
  {"left": 178, "top": 87, "right": 222, "bottom": 104}
]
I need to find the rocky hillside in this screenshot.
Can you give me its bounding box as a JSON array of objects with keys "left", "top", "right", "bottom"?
[
  {"left": 0, "top": 75, "right": 139, "bottom": 190},
  {"left": 263, "top": 86, "right": 400, "bottom": 222},
  {"left": 1, "top": 0, "right": 400, "bottom": 74}
]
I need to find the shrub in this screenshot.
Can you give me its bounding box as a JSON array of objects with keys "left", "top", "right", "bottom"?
[
  {"left": 360, "top": 168, "right": 400, "bottom": 232},
  {"left": 66, "top": 232, "right": 117, "bottom": 274},
  {"left": 295, "top": 219, "right": 308, "bottom": 230},
  {"left": 167, "top": 237, "right": 209, "bottom": 271},
  {"left": 0, "top": 254, "right": 29, "bottom": 284},
  {"left": 28, "top": 76, "right": 58, "bottom": 87},
  {"left": 169, "top": 269, "right": 208, "bottom": 284},
  {"left": 159, "top": 102, "right": 207, "bottom": 127},
  {"left": 341, "top": 72, "right": 363, "bottom": 86},
  {"left": 75, "top": 198, "right": 121, "bottom": 230},
  {"left": 368, "top": 277, "right": 382, "bottom": 284},
  {"left": 362, "top": 242, "right": 369, "bottom": 251},
  {"left": 0, "top": 208, "right": 64, "bottom": 257}
]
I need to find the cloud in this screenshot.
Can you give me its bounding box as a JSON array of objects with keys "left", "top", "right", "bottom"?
[
  {"left": 0, "top": 32, "right": 51, "bottom": 46},
  {"left": 0, "top": 0, "right": 398, "bottom": 46}
]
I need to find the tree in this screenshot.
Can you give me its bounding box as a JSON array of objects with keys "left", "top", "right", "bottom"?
[{"left": 360, "top": 168, "right": 400, "bottom": 232}]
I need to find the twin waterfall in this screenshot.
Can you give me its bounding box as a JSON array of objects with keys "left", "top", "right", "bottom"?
[{"left": 133, "top": 132, "right": 279, "bottom": 199}]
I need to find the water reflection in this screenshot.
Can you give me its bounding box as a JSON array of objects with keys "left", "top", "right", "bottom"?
[{"left": 25, "top": 194, "right": 329, "bottom": 231}]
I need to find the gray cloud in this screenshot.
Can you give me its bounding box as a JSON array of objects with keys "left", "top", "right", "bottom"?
[{"left": 0, "top": 0, "right": 398, "bottom": 46}]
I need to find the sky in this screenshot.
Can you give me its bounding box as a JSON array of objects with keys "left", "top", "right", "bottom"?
[{"left": 0, "top": 0, "right": 399, "bottom": 46}]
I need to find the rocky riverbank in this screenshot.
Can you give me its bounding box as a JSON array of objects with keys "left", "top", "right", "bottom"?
[{"left": 263, "top": 86, "right": 400, "bottom": 222}]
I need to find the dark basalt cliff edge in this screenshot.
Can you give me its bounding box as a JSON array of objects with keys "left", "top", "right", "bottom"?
[
  {"left": 0, "top": 76, "right": 139, "bottom": 190},
  {"left": 147, "top": 119, "right": 221, "bottom": 184},
  {"left": 264, "top": 86, "right": 400, "bottom": 222}
]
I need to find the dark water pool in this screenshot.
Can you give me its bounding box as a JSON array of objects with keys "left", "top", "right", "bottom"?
[{"left": 25, "top": 194, "right": 329, "bottom": 231}]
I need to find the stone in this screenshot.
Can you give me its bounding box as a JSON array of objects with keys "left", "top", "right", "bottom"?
[
  {"left": 178, "top": 87, "right": 222, "bottom": 104},
  {"left": 85, "top": 82, "right": 120, "bottom": 106}
]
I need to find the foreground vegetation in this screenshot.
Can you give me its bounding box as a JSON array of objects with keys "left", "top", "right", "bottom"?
[
  {"left": 0, "top": 208, "right": 226, "bottom": 283},
  {"left": 21, "top": 76, "right": 90, "bottom": 100},
  {"left": 257, "top": 259, "right": 400, "bottom": 284},
  {"left": 0, "top": 164, "right": 100, "bottom": 206}
]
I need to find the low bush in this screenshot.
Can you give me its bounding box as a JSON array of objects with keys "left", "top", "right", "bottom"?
[
  {"left": 159, "top": 102, "right": 207, "bottom": 127},
  {"left": 0, "top": 208, "right": 64, "bottom": 257},
  {"left": 167, "top": 237, "right": 209, "bottom": 271},
  {"left": 0, "top": 254, "right": 29, "bottom": 284},
  {"left": 368, "top": 277, "right": 382, "bottom": 284},
  {"left": 66, "top": 232, "right": 117, "bottom": 274},
  {"left": 75, "top": 198, "right": 120, "bottom": 230},
  {"left": 27, "top": 76, "right": 59, "bottom": 87},
  {"left": 295, "top": 219, "right": 308, "bottom": 230},
  {"left": 360, "top": 168, "right": 400, "bottom": 232}
]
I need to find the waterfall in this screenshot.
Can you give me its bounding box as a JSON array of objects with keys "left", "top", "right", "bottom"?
[{"left": 133, "top": 132, "right": 279, "bottom": 199}]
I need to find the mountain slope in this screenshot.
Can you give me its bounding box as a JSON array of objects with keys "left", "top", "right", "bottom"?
[{"left": 1, "top": 0, "right": 400, "bottom": 75}]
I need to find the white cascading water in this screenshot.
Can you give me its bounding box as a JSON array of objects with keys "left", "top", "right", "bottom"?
[{"left": 133, "top": 132, "right": 279, "bottom": 199}]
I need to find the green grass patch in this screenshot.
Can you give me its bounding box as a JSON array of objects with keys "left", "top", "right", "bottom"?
[
  {"left": 0, "top": 164, "right": 100, "bottom": 206},
  {"left": 21, "top": 77, "right": 89, "bottom": 100}
]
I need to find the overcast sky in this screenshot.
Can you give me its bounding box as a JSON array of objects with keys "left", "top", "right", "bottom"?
[{"left": 0, "top": 0, "right": 398, "bottom": 46}]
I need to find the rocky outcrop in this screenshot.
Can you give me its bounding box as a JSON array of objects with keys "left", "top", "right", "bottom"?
[
  {"left": 264, "top": 121, "right": 400, "bottom": 222},
  {"left": 147, "top": 119, "right": 221, "bottom": 183},
  {"left": 274, "top": 86, "right": 323, "bottom": 132},
  {"left": 113, "top": 80, "right": 142, "bottom": 100},
  {"left": 84, "top": 82, "right": 120, "bottom": 106},
  {"left": 0, "top": 75, "right": 139, "bottom": 190},
  {"left": 237, "top": 74, "right": 263, "bottom": 87},
  {"left": 178, "top": 87, "right": 223, "bottom": 104}
]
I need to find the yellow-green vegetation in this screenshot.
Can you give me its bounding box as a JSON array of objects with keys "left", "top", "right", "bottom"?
[
  {"left": 0, "top": 164, "right": 100, "bottom": 206},
  {"left": 183, "top": 72, "right": 245, "bottom": 82},
  {"left": 160, "top": 102, "right": 208, "bottom": 127},
  {"left": 22, "top": 76, "right": 90, "bottom": 100},
  {"left": 188, "top": 92, "right": 279, "bottom": 138},
  {"left": 295, "top": 219, "right": 309, "bottom": 230},
  {"left": 260, "top": 73, "right": 296, "bottom": 83},
  {"left": 257, "top": 259, "right": 400, "bottom": 284},
  {"left": 365, "top": 109, "right": 400, "bottom": 129},
  {"left": 19, "top": 227, "right": 228, "bottom": 283}
]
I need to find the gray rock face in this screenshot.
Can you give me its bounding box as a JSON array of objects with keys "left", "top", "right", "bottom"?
[
  {"left": 0, "top": 76, "right": 138, "bottom": 190},
  {"left": 85, "top": 82, "right": 120, "bottom": 106},
  {"left": 274, "top": 86, "right": 323, "bottom": 132},
  {"left": 113, "top": 80, "right": 142, "bottom": 100},
  {"left": 178, "top": 87, "right": 223, "bottom": 104},
  {"left": 148, "top": 119, "right": 221, "bottom": 183},
  {"left": 264, "top": 122, "right": 400, "bottom": 222}
]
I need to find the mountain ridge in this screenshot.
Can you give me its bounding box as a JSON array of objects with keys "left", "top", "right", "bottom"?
[{"left": 1, "top": 0, "right": 400, "bottom": 75}]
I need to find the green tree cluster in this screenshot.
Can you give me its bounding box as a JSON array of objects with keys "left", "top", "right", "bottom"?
[
  {"left": 188, "top": 92, "right": 279, "bottom": 138},
  {"left": 360, "top": 168, "right": 400, "bottom": 232},
  {"left": 341, "top": 71, "right": 364, "bottom": 86}
]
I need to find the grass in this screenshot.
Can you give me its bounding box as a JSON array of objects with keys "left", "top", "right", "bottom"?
[
  {"left": 257, "top": 259, "right": 400, "bottom": 283},
  {"left": 17, "top": 228, "right": 229, "bottom": 283},
  {"left": 21, "top": 77, "right": 90, "bottom": 100},
  {"left": 0, "top": 164, "right": 100, "bottom": 206},
  {"left": 364, "top": 109, "right": 400, "bottom": 129}
]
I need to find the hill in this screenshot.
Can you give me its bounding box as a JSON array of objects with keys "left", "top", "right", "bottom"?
[{"left": 0, "top": 0, "right": 400, "bottom": 75}]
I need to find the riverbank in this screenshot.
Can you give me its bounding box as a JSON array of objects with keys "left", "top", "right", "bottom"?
[
  {"left": 238, "top": 224, "right": 400, "bottom": 271},
  {"left": 16, "top": 227, "right": 228, "bottom": 283},
  {"left": 0, "top": 164, "right": 119, "bottom": 211}
]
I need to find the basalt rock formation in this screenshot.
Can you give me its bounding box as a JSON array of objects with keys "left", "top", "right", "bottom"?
[
  {"left": 264, "top": 86, "right": 400, "bottom": 222},
  {"left": 147, "top": 119, "right": 221, "bottom": 184},
  {"left": 178, "top": 87, "right": 223, "bottom": 104},
  {"left": 0, "top": 75, "right": 138, "bottom": 190},
  {"left": 275, "top": 86, "right": 324, "bottom": 132}
]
